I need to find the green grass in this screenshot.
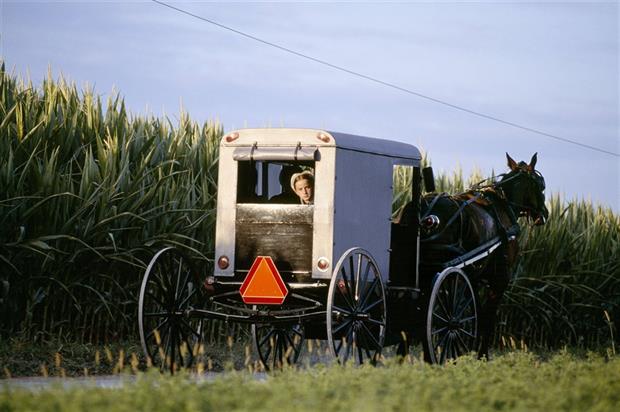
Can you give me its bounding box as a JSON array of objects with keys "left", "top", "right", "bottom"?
[{"left": 1, "top": 351, "right": 619, "bottom": 411}]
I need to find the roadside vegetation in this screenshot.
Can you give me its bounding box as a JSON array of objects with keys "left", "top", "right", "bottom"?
[
  {"left": 1, "top": 62, "right": 618, "bottom": 359},
  {"left": 2, "top": 351, "right": 619, "bottom": 411}
]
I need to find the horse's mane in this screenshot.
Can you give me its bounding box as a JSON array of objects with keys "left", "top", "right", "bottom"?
[{"left": 451, "top": 187, "right": 502, "bottom": 207}]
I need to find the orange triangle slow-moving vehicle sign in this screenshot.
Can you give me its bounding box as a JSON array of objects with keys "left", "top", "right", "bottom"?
[{"left": 239, "top": 256, "right": 288, "bottom": 305}]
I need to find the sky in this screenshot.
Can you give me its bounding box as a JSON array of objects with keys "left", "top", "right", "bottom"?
[{"left": 1, "top": 0, "right": 618, "bottom": 210}]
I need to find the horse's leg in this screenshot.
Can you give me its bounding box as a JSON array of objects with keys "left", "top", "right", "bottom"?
[
  {"left": 477, "top": 285, "right": 505, "bottom": 359},
  {"left": 477, "top": 250, "right": 511, "bottom": 359}
]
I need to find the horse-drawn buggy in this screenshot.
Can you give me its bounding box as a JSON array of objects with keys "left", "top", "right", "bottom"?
[{"left": 138, "top": 128, "right": 547, "bottom": 371}]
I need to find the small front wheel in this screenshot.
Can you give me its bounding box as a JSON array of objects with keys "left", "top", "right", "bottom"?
[{"left": 252, "top": 322, "right": 304, "bottom": 370}]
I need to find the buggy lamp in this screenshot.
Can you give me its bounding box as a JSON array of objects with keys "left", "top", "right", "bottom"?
[
  {"left": 316, "top": 132, "right": 331, "bottom": 143},
  {"left": 422, "top": 215, "right": 440, "bottom": 231},
  {"left": 317, "top": 257, "right": 330, "bottom": 272},
  {"left": 225, "top": 132, "right": 239, "bottom": 143},
  {"left": 217, "top": 255, "right": 230, "bottom": 270}
]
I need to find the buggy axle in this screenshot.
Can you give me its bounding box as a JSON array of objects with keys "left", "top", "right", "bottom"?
[{"left": 186, "top": 307, "right": 326, "bottom": 325}]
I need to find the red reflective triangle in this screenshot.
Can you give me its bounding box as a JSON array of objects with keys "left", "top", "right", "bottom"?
[{"left": 240, "top": 256, "right": 288, "bottom": 305}]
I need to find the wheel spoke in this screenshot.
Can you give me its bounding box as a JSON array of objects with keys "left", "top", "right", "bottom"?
[
  {"left": 431, "top": 326, "right": 448, "bottom": 336},
  {"left": 146, "top": 318, "right": 169, "bottom": 342},
  {"left": 362, "top": 261, "right": 372, "bottom": 287},
  {"left": 175, "top": 257, "right": 183, "bottom": 299},
  {"left": 333, "top": 318, "right": 353, "bottom": 335},
  {"left": 152, "top": 274, "right": 171, "bottom": 304},
  {"left": 436, "top": 289, "right": 451, "bottom": 319},
  {"left": 359, "top": 321, "right": 382, "bottom": 350},
  {"left": 348, "top": 255, "right": 356, "bottom": 301},
  {"left": 358, "top": 277, "right": 380, "bottom": 310},
  {"left": 447, "top": 334, "right": 457, "bottom": 360},
  {"left": 361, "top": 296, "right": 384, "bottom": 313},
  {"left": 458, "top": 328, "right": 476, "bottom": 339},
  {"left": 162, "top": 327, "right": 172, "bottom": 370},
  {"left": 455, "top": 330, "right": 471, "bottom": 355},
  {"left": 178, "top": 288, "right": 198, "bottom": 309},
  {"left": 338, "top": 267, "right": 356, "bottom": 309},
  {"left": 331, "top": 305, "right": 353, "bottom": 316},
  {"left": 356, "top": 326, "right": 373, "bottom": 361},
  {"left": 259, "top": 328, "right": 277, "bottom": 348},
  {"left": 358, "top": 264, "right": 379, "bottom": 303},
  {"left": 454, "top": 296, "right": 474, "bottom": 319},
  {"left": 179, "top": 272, "right": 193, "bottom": 304},
  {"left": 180, "top": 318, "right": 202, "bottom": 340},
  {"left": 284, "top": 332, "right": 300, "bottom": 358},
  {"left": 355, "top": 253, "right": 363, "bottom": 301},
  {"left": 459, "top": 315, "right": 477, "bottom": 324},
  {"left": 452, "top": 275, "right": 460, "bottom": 309},
  {"left": 146, "top": 291, "right": 166, "bottom": 308},
  {"left": 144, "top": 311, "right": 172, "bottom": 317},
  {"left": 336, "top": 325, "right": 354, "bottom": 357},
  {"left": 434, "top": 328, "right": 450, "bottom": 352},
  {"left": 432, "top": 311, "right": 449, "bottom": 324},
  {"left": 365, "top": 317, "right": 386, "bottom": 327}
]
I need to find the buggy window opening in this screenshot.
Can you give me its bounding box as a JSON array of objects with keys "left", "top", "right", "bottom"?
[{"left": 236, "top": 159, "right": 315, "bottom": 204}]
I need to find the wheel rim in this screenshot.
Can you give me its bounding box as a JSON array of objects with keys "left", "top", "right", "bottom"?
[
  {"left": 138, "top": 247, "right": 203, "bottom": 373},
  {"left": 252, "top": 322, "right": 304, "bottom": 370},
  {"left": 327, "top": 248, "right": 386, "bottom": 365},
  {"left": 426, "top": 267, "right": 478, "bottom": 364}
]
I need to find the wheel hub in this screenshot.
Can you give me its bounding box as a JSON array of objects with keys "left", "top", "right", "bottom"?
[{"left": 448, "top": 317, "right": 460, "bottom": 330}]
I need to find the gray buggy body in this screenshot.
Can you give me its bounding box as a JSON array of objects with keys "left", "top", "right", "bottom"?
[{"left": 215, "top": 128, "right": 422, "bottom": 283}]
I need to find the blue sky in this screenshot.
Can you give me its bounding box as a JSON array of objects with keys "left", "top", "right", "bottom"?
[{"left": 1, "top": 0, "right": 618, "bottom": 210}]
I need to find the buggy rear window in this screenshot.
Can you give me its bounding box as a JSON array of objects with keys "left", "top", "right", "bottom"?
[{"left": 236, "top": 160, "right": 315, "bottom": 204}]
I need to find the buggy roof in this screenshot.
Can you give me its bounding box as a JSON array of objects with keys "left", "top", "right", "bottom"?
[{"left": 222, "top": 128, "right": 422, "bottom": 162}]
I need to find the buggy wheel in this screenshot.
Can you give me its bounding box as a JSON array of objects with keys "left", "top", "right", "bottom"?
[
  {"left": 327, "top": 248, "right": 386, "bottom": 365},
  {"left": 424, "top": 267, "right": 478, "bottom": 364},
  {"left": 251, "top": 322, "right": 304, "bottom": 370},
  {"left": 138, "top": 247, "right": 204, "bottom": 373}
]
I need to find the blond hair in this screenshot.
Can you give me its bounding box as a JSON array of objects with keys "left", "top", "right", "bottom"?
[{"left": 290, "top": 171, "right": 314, "bottom": 191}]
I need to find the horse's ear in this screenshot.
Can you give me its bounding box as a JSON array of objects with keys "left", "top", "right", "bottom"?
[
  {"left": 506, "top": 153, "right": 518, "bottom": 171},
  {"left": 528, "top": 153, "right": 538, "bottom": 171}
]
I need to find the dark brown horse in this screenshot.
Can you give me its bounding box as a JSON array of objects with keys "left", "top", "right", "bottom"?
[{"left": 417, "top": 153, "right": 548, "bottom": 359}]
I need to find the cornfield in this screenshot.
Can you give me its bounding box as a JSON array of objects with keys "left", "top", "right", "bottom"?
[
  {"left": 1, "top": 63, "right": 618, "bottom": 348},
  {"left": 0, "top": 63, "right": 221, "bottom": 342}
]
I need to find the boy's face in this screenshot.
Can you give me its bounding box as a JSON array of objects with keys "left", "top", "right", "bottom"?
[{"left": 294, "top": 179, "right": 313, "bottom": 204}]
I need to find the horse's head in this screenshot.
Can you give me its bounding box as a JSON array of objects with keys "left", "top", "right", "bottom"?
[{"left": 499, "top": 153, "right": 548, "bottom": 225}]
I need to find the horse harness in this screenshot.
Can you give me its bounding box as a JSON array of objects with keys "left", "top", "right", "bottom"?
[{"left": 419, "top": 186, "right": 520, "bottom": 270}]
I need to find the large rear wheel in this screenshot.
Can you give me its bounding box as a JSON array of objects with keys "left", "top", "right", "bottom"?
[
  {"left": 424, "top": 267, "right": 478, "bottom": 364},
  {"left": 138, "top": 247, "right": 204, "bottom": 373},
  {"left": 327, "top": 248, "right": 386, "bottom": 365}
]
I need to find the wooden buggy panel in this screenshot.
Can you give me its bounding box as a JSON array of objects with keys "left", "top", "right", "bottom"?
[{"left": 235, "top": 204, "right": 313, "bottom": 282}]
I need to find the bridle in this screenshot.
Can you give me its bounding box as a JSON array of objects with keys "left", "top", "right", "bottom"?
[{"left": 472, "top": 170, "right": 546, "bottom": 222}]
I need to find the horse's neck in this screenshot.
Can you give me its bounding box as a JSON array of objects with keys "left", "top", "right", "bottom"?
[{"left": 481, "top": 190, "right": 520, "bottom": 237}]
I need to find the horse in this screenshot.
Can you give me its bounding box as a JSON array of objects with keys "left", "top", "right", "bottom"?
[{"left": 406, "top": 153, "right": 548, "bottom": 360}]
